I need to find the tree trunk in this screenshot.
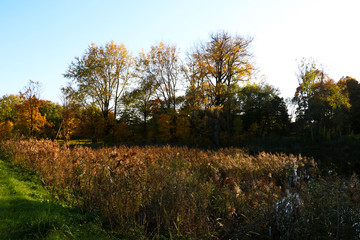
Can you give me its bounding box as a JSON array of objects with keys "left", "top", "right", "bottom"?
[
  {"left": 143, "top": 109, "right": 148, "bottom": 142},
  {"left": 214, "top": 108, "right": 220, "bottom": 146},
  {"left": 309, "top": 120, "right": 314, "bottom": 142},
  {"left": 114, "top": 77, "right": 120, "bottom": 120},
  {"left": 226, "top": 104, "right": 232, "bottom": 142}
]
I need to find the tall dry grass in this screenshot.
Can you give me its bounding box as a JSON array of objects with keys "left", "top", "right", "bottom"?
[{"left": 2, "top": 139, "right": 360, "bottom": 239}]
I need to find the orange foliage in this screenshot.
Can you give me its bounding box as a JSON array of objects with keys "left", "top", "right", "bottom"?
[
  {"left": 0, "top": 121, "right": 13, "bottom": 140},
  {"left": 15, "top": 98, "right": 49, "bottom": 137},
  {"left": 157, "top": 113, "right": 172, "bottom": 142}
]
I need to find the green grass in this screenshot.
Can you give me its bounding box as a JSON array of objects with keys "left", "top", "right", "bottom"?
[
  {"left": 56, "top": 139, "right": 105, "bottom": 148},
  {"left": 57, "top": 139, "right": 94, "bottom": 146},
  {"left": 0, "top": 158, "right": 120, "bottom": 240}
]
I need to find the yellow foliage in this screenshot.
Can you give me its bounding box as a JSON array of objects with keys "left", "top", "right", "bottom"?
[
  {"left": 15, "top": 99, "right": 48, "bottom": 136},
  {"left": 0, "top": 121, "right": 13, "bottom": 140}
]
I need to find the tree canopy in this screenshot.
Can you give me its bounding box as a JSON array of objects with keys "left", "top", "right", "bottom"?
[{"left": 2, "top": 31, "right": 360, "bottom": 145}]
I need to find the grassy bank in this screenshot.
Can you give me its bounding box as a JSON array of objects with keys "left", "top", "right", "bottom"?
[{"left": 0, "top": 157, "right": 119, "bottom": 239}]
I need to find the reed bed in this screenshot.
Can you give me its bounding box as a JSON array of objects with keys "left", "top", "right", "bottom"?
[{"left": 1, "top": 139, "right": 360, "bottom": 239}]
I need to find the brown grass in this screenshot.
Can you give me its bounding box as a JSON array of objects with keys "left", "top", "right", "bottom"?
[{"left": 2, "top": 138, "right": 360, "bottom": 239}]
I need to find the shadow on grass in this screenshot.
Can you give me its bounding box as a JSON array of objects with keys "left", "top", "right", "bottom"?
[
  {"left": 0, "top": 159, "right": 119, "bottom": 240},
  {"left": 0, "top": 196, "right": 102, "bottom": 239}
]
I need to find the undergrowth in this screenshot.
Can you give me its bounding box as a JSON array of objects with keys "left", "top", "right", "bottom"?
[
  {"left": 0, "top": 154, "right": 120, "bottom": 239},
  {"left": 1, "top": 138, "right": 360, "bottom": 239}
]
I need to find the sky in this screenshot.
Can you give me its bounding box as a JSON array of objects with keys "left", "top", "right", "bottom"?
[{"left": 1, "top": 0, "right": 359, "bottom": 103}]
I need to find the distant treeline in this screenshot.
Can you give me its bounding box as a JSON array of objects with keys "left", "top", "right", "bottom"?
[{"left": 1, "top": 32, "right": 360, "bottom": 146}]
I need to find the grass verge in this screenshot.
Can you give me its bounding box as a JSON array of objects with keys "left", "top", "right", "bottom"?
[{"left": 0, "top": 158, "right": 119, "bottom": 240}]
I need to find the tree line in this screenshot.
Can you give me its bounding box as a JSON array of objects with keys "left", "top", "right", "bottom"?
[{"left": 1, "top": 31, "right": 360, "bottom": 145}]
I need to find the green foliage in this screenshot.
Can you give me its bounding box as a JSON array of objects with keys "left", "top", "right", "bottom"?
[
  {"left": 39, "top": 101, "right": 63, "bottom": 138},
  {"left": 293, "top": 59, "right": 355, "bottom": 141},
  {"left": 0, "top": 94, "right": 20, "bottom": 123},
  {"left": 338, "top": 77, "right": 360, "bottom": 134},
  {"left": 5, "top": 36, "right": 360, "bottom": 146},
  {"left": 238, "top": 83, "right": 290, "bottom": 138}
]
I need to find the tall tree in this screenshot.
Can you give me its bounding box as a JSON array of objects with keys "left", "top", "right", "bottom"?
[
  {"left": 293, "top": 58, "right": 321, "bottom": 141},
  {"left": 338, "top": 77, "right": 360, "bottom": 134},
  {"left": 59, "top": 84, "right": 81, "bottom": 141},
  {"left": 310, "top": 79, "right": 350, "bottom": 139},
  {"left": 16, "top": 80, "right": 48, "bottom": 137},
  {"left": 137, "top": 42, "right": 183, "bottom": 141},
  {"left": 190, "top": 31, "right": 253, "bottom": 145},
  {"left": 148, "top": 42, "right": 182, "bottom": 112},
  {"left": 238, "top": 83, "right": 289, "bottom": 138},
  {"left": 63, "top": 41, "right": 133, "bottom": 123},
  {"left": 122, "top": 50, "right": 158, "bottom": 141},
  {"left": 294, "top": 60, "right": 351, "bottom": 140}
]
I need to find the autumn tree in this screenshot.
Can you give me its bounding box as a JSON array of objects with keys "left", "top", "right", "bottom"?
[
  {"left": 309, "top": 79, "right": 350, "bottom": 139},
  {"left": 64, "top": 41, "right": 133, "bottom": 135},
  {"left": 124, "top": 42, "right": 183, "bottom": 141},
  {"left": 0, "top": 94, "right": 20, "bottom": 139},
  {"left": 189, "top": 31, "right": 253, "bottom": 145},
  {"left": 183, "top": 51, "right": 211, "bottom": 141},
  {"left": 148, "top": 42, "right": 182, "bottom": 112},
  {"left": 338, "top": 77, "right": 360, "bottom": 134},
  {"left": 293, "top": 58, "right": 322, "bottom": 141},
  {"left": 122, "top": 50, "right": 159, "bottom": 142},
  {"left": 15, "top": 80, "right": 48, "bottom": 137},
  {"left": 294, "top": 59, "right": 351, "bottom": 140},
  {"left": 58, "top": 85, "right": 81, "bottom": 141},
  {"left": 39, "top": 100, "right": 63, "bottom": 138},
  {"left": 74, "top": 104, "right": 105, "bottom": 142}
]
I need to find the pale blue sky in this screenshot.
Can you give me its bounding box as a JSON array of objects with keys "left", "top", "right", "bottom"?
[{"left": 1, "top": 0, "right": 359, "bottom": 103}]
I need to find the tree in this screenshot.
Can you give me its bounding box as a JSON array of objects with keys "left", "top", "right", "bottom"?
[
  {"left": 0, "top": 95, "right": 20, "bottom": 139},
  {"left": 149, "top": 42, "right": 182, "bottom": 112},
  {"left": 122, "top": 50, "right": 159, "bottom": 142},
  {"left": 0, "top": 94, "right": 20, "bottom": 123},
  {"left": 189, "top": 31, "right": 253, "bottom": 145},
  {"left": 15, "top": 80, "right": 48, "bottom": 137},
  {"left": 58, "top": 85, "right": 82, "bottom": 141},
  {"left": 0, "top": 121, "right": 13, "bottom": 140},
  {"left": 64, "top": 41, "right": 133, "bottom": 128},
  {"left": 0, "top": 94, "right": 20, "bottom": 139},
  {"left": 183, "top": 51, "right": 213, "bottom": 141},
  {"left": 238, "top": 83, "right": 289, "bottom": 138},
  {"left": 338, "top": 77, "right": 360, "bottom": 134},
  {"left": 294, "top": 60, "right": 351, "bottom": 140},
  {"left": 293, "top": 58, "right": 322, "bottom": 141},
  {"left": 74, "top": 104, "right": 105, "bottom": 142},
  {"left": 310, "top": 79, "right": 350, "bottom": 139},
  {"left": 127, "top": 42, "right": 183, "bottom": 141},
  {"left": 39, "top": 100, "right": 63, "bottom": 138}
]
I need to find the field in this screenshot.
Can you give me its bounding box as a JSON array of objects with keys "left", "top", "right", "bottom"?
[
  {"left": 0, "top": 154, "right": 119, "bottom": 239},
  {"left": 1, "top": 139, "right": 360, "bottom": 239}
]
